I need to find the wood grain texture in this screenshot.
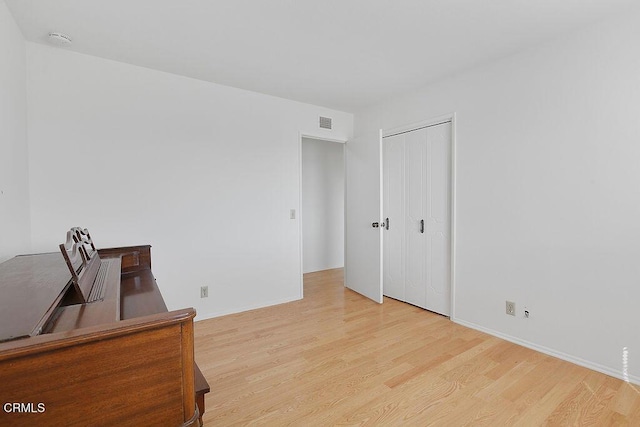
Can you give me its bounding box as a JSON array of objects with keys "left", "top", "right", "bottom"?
[
  {"left": 0, "top": 253, "right": 71, "bottom": 341},
  {"left": 98, "top": 245, "right": 152, "bottom": 274},
  {"left": 195, "top": 268, "right": 640, "bottom": 426},
  {"left": 0, "top": 309, "right": 198, "bottom": 427},
  {"left": 0, "top": 243, "right": 208, "bottom": 426}
]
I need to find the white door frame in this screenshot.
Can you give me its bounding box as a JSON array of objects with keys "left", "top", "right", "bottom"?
[
  {"left": 380, "top": 113, "right": 457, "bottom": 319},
  {"left": 298, "top": 133, "right": 348, "bottom": 299}
]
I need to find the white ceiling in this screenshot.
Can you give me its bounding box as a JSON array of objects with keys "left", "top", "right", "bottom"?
[{"left": 5, "top": 0, "right": 638, "bottom": 112}]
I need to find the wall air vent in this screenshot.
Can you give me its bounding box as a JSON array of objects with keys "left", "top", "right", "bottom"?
[{"left": 319, "top": 116, "right": 332, "bottom": 130}]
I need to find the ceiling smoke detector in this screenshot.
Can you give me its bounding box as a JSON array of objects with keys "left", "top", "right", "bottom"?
[{"left": 48, "top": 32, "right": 72, "bottom": 46}]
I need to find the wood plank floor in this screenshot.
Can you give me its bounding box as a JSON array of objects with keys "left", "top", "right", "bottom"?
[{"left": 194, "top": 268, "right": 640, "bottom": 426}]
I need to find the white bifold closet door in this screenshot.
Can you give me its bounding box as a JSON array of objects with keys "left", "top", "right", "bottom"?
[{"left": 383, "top": 122, "right": 451, "bottom": 316}]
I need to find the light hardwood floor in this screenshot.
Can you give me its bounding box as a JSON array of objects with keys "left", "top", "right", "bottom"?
[{"left": 194, "top": 268, "right": 640, "bottom": 426}]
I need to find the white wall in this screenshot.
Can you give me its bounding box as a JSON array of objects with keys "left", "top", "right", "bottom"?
[
  {"left": 0, "top": 1, "right": 30, "bottom": 262},
  {"left": 353, "top": 8, "right": 640, "bottom": 383},
  {"left": 302, "top": 138, "right": 344, "bottom": 273},
  {"left": 26, "top": 43, "right": 352, "bottom": 318}
]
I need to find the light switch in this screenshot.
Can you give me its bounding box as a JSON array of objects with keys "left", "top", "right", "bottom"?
[{"left": 290, "top": 209, "right": 296, "bottom": 219}]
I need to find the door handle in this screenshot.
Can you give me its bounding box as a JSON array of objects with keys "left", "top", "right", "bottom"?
[
  {"left": 385, "top": 218, "right": 389, "bottom": 230},
  {"left": 420, "top": 219, "right": 424, "bottom": 234},
  {"left": 372, "top": 222, "right": 379, "bottom": 228}
]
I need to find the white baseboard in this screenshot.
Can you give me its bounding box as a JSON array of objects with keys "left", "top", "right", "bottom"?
[
  {"left": 194, "top": 295, "right": 301, "bottom": 322},
  {"left": 452, "top": 317, "right": 640, "bottom": 386}
]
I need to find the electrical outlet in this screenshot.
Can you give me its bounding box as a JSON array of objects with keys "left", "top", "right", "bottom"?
[
  {"left": 506, "top": 301, "right": 515, "bottom": 316},
  {"left": 200, "top": 286, "right": 208, "bottom": 298}
]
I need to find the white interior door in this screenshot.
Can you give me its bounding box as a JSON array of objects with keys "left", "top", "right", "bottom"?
[
  {"left": 382, "top": 121, "right": 452, "bottom": 316},
  {"left": 404, "top": 128, "right": 428, "bottom": 308},
  {"left": 383, "top": 133, "right": 405, "bottom": 301},
  {"left": 344, "top": 134, "right": 383, "bottom": 303},
  {"left": 425, "top": 123, "right": 451, "bottom": 315}
]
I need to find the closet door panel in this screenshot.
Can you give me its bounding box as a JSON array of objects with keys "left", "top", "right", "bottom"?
[
  {"left": 383, "top": 121, "right": 451, "bottom": 315},
  {"left": 404, "top": 129, "right": 427, "bottom": 308},
  {"left": 425, "top": 123, "right": 451, "bottom": 315},
  {"left": 427, "top": 233, "right": 449, "bottom": 315}
]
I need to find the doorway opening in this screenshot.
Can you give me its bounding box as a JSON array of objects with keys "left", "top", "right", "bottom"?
[{"left": 300, "top": 136, "right": 346, "bottom": 295}]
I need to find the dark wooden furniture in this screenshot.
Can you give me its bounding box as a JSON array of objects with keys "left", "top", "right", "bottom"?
[{"left": 0, "top": 235, "right": 210, "bottom": 426}]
